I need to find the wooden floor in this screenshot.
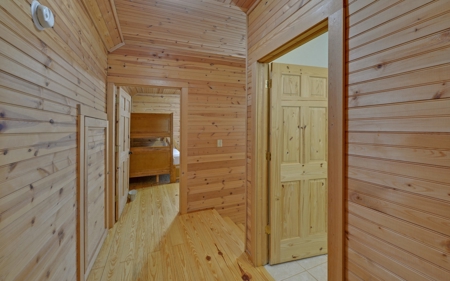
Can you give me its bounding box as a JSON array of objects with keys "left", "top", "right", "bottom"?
[{"left": 87, "top": 183, "right": 273, "bottom": 281}]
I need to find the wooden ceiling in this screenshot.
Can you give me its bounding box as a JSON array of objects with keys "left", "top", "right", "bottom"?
[
  {"left": 81, "top": 0, "right": 125, "bottom": 52},
  {"left": 114, "top": 0, "right": 254, "bottom": 58},
  {"left": 210, "top": 0, "right": 259, "bottom": 12},
  {"left": 123, "top": 86, "right": 181, "bottom": 96}
]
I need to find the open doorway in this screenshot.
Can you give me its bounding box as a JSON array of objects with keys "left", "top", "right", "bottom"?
[
  {"left": 106, "top": 80, "right": 189, "bottom": 225},
  {"left": 263, "top": 32, "right": 329, "bottom": 280},
  {"left": 248, "top": 13, "right": 345, "bottom": 281},
  {"left": 126, "top": 86, "right": 181, "bottom": 188}
]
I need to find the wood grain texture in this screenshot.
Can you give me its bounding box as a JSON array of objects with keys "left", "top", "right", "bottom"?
[
  {"left": 115, "top": 0, "right": 247, "bottom": 58},
  {"left": 0, "top": 1, "right": 107, "bottom": 281},
  {"left": 83, "top": 117, "right": 109, "bottom": 279},
  {"left": 131, "top": 91, "right": 181, "bottom": 149},
  {"left": 81, "top": 0, "right": 125, "bottom": 52},
  {"left": 129, "top": 113, "right": 174, "bottom": 181},
  {"left": 346, "top": 0, "right": 450, "bottom": 280},
  {"left": 246, "top": 0, "right": 344, "bottom": 270},
  {"left": 86, "top": 183, "right": 274, "bottom": 281},
  {"left": 115, "top": 88, "right": 131, "bottom": 221},
  {"left": 269, "top": 63, "right": 329, "bottom": 264},
  {"left": 109, "top": 0, "right": 247, "bottom": 223}
]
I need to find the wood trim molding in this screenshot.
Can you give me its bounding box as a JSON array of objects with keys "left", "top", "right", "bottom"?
[
  {"left": 80, "top": 0, "right": 125, "bottom": 52},
  {"left": 108, "top": 42, "right": 125, "bottom": 53},
  {"left": 180, "top": 87, "right": 188, "bottom": 214},
  {"left": 109, "top": 0, "right": 125, "bottom": 43},
  {"left": 108, "top": 76, "right": 189, "bottom": 88},
  {"left": 327, "top": 9, "right": 345, "bottom": 281},
  {"left": 249, "top": 8, "right": 345, "bottom": 278},
  {"left": 106, "top": 83, "right": 117, "bottom": 226},
  {"left": 78, "top": 104, "right": 107, "bottom": 120},
  {"left": 249, "top": 62, "right": 270, "bottom": 266},
  {"left": 77, "top": 109, "right": 86, "bottom": 281},
  {"left": 258, "top": 20, "right": 328, "bottom": 63},
  {"left": 247, "top": 0, "right": 262, "bottom": 15}
]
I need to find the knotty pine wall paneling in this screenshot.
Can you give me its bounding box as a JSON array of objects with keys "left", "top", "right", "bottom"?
[
  {"left": 0, "top": 0, "right": 107, "bottom": 280},
  {"left": 247, "top": 0, "right": 450, "bottom": 278},
  {"left": 110, "top": 0, "right": 248, "bottom": 223},
  {"left": 246, "top": 0, "right": 342, "bottom": 265},
  {"left": 346, "top": 0, "right": 450, "bottom": 279}
]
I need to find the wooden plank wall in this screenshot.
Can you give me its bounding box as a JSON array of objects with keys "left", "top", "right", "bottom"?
[
  {"left": 132, "top": 93, "right": 181, "bottom": 149},
  {"left": 246, "top": 0, "right": 341, "bottom": 260},
  {"left": 346, "top": 0, "right": 450, "bottom": 279},
  {"left": 0, "top": 0, "right": 107, "bottom": 280},
  {"left": 81, "top": 0, "right": 125, "bottom": 52},
  {"left": 108, "top": 49, "right": 247, "bottom": 223},
  {"left": 247, "top": 0, "right": 450, "bottom": 277},
  {"left": 110, "top": 0, "right": 248, "bottom": 223}
]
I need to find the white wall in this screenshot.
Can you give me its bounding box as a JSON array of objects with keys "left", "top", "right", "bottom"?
[{"left": 274, "top": 32, "right": 328, "bottom": 67}]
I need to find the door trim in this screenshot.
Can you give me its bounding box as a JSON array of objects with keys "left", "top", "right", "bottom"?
[
  {"left": 249, "top": 9, "right": 345, "bottom": 280},
  {"left": 106, "top": 78, "right": 189, "bottom": 216}
]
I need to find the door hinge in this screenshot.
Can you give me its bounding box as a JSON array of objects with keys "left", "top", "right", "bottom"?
[
  {"left": 266, "top": 151, "right": 271, "bottom": 161},
  {"left": 115, "top": 145, "right": 120, "bottom": 152},
  {"left": 265, "top": 225, "right": 271, "bottom": 235},
  {"left": 265, "top": 79, "right": 272, "bottom": 89}
]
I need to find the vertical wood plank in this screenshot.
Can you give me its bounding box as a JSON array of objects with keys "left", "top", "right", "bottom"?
[
  {"left": 77, "top": 110, "right": 86, "bottom": 281},
  {"left": 328, "top": 8, "right": 345, "bottom": 281},
  {"left": 180, "top": 87, "right": 189, "bottom": 214},
  {"left": 249, "top": 62, "right": 270, "bottom": 266},
  {"left": 106, "top": 83, "right": 116, "bottom": 227}
]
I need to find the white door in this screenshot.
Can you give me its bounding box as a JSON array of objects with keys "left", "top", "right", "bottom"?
[{"left": 115, "top": 87, "right": 131, "bottom": 220}]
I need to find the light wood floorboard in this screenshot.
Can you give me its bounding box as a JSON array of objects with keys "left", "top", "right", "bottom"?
[{"left": 87, "top": 183, "right": 273, "bottom": 281}]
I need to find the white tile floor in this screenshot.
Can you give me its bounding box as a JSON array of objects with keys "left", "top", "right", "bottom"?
[{"left": 264, "top": 255, "right": 327, "bottom": 281}]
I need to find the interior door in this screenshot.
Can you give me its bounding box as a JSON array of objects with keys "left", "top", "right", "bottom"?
[
  {"left": 116, "top": 87, "right": 131, "bottom": 220},
  {"left": 269, "top": 63, "right": 328, "bottom": 264},
  {"left": 77, "top": 110, "right": 109, "bottom": 280}
]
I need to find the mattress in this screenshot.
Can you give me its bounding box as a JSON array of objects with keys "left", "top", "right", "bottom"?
[{"left": 173, "top": 148, "right": 180, "bottom": 165}]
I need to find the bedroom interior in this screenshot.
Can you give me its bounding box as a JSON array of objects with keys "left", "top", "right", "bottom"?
[{"left": 0, "top": 0, "right": 449, "bottom": 280}]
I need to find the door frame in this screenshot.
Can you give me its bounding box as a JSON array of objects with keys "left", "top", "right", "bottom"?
[
  {"left": 249, "top": 10, "right": 345, "bottom": 280},
  {"left": 106, "top": 78, "right": 189, "bottom": 224}
]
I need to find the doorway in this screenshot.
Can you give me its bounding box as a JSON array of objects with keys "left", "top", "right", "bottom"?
[
  {"left": 249, "top": 14, "right": 345, "bottom": 281},
  {"left": 262, "top": 31, "right": 329, "bottom": 280},
  {"left": 106, "top": 80, "right": 189, "bottom": 225},
  {"left": 127, "top": 86, "right": 181, "bottom": 187},
  {"left": 269, "top": 32, "right": 329, "bottom": 265}
]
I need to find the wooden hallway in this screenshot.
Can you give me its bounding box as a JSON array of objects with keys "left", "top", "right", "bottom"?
[{"left": 86, "top": 183, "right": 273, "bottom": 281}]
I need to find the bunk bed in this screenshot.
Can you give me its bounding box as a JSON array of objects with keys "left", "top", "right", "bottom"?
[{"left": 129, "top": 113, "right": 177, "bottom": 183}]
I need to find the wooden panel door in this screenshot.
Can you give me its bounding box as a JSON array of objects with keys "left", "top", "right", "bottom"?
[
  {"left": 85, "top": 117, "right": 108, "bottom": 274},
  {"left": 116, "top": 87, "right": 131, "bottom": 220},
  {"left": 78, "top": 115, "right": 109, "bottom": 279},
  {"left": 270, "top": 63, "right": 328, "bottom": 264}
]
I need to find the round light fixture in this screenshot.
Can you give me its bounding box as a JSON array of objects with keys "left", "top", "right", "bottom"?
[{"left": 31, "top": 0, "right": 54, "bottom": 30}]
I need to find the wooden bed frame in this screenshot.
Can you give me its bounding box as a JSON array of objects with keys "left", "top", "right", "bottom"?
[{"left": 129, "top": 113, "right": 176, "bottom": 183}]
